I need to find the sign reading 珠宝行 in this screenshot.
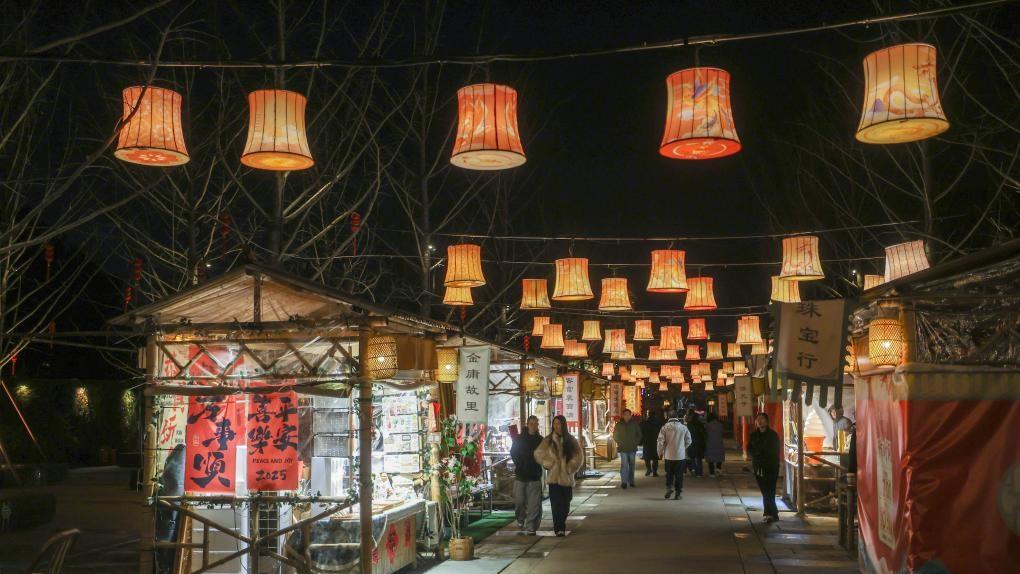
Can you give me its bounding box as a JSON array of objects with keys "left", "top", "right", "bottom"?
[{"left": 773, "top": 300, "right": 851, "bottom": 406}]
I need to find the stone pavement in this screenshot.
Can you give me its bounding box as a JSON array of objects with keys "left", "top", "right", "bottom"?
[{"left": 427, "top": 451, "right": 857, "bottom": 574}]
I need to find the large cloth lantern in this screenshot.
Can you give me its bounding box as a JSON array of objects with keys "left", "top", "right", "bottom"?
[
  {"left": 444, "top": 244, "right": 486, "bottom": 288},
  {"left": 520, "top": 279, "right": 551, "bottom": 310},
  {"left": 868, "top": 317, "right": 904, "bottom": 367},
  {"left": 863, "top": 274, "right": 885, "bottom": 290},
  {"left": 365, "top": 336, "right": 398, "bottom": 380},
  {"left": 659, "top": 68, "right": 741, "bottom": 159},
  {"left": 540, "top": 324, "right": 565, "bottom": 349},
  {"left": 660, "top": 325, "right": 684, "bottom": 351},
  {"left": 531, "top": 316, "right": 551, "bottom": 337},
  {"left": 687, "top": 318, "right": 708, "bottom": 340},
  {"left": 647, "top": 250, "right": 689, "bottom": 292},
  {"left": 735, "top": 315, "right": 765, "bottom": 345},
  {"left": 563, "top": 339, "right": 587, "bottom": 358},
  {"left": 241, "top": 90, "right": 314, "bottom": 170},
  {"left": 598, "top": 278, "right": 632, "bottom": 311},
  {"left": 115, "top": 86, "right": 189, "bottom": 166},
  {"left": 435, "top": 348, "right": 459, "bottom": 383},
  {"left": 603, "top": 329, "right": 627, "bottom": 354},
  {"left": 856, "top": 43, "right": 949, "bottom": 144},
  {"left": 552, "top": 258, "right": 594, "bottom": 301},
  {"left": 582, "top": 320, "right": 602, "bottom": 341},
  {"left": 601, "top": 362, "right": 615, "bottom": 377},
  {"left": 442, "top": 286, "right": 473, "bottom": 306},
  {"left": 613, "top": 343, "right": 636, "bottom": 361},
  {"left": 770, "top": 276, "right": 801, "bottom": 303},
  {"left": 726, "top": 343, "right": 742, "bottom": 359},
  {"left": 685, "top": 345, "right": 701, "bottom": 361},
  {"left": 750, "top": 342, "right": 769, "bottom": 356},
  {"left": 683, "top": 277, "right": 717, "bottom": 311},
  {"left": 450, "top": 83, "right": 526, "bottom": 170},
  {"left": 633, "top": 320, "right": 654, "bottom": 341},
  {"left": 884, "top": 240, "right": 929, "bottom": 282},
  {"left": 705, "top": 342, "right": 723, "bottom": 360},
  {"left": 779, "top": 236, "right": 824, "bottom": 281}
]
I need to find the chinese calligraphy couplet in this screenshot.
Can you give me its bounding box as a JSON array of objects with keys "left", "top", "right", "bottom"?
[
  {"left": 185, "top": 395, "right": 243, "bottom": 493},
  {"left": 562, "top": 373, "right": 580, "bottom": 424},
  {"left": 247, "top": 391, "right": 299, "bottom": 491},
  {"left": 455, "top": 346, "right": 491, "bottom": 424},
  {"left": 609, "top": 381, "right": 623, "bottom": 420}
]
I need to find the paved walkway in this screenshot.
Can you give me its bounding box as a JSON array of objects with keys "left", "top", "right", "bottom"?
[{"left": 427, "top": 452, "right": 857, "bottom": 574}]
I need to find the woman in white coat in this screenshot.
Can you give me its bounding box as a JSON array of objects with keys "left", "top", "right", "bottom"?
[{"left": 534, "top": 415, "right": 584, "bottom": 536}]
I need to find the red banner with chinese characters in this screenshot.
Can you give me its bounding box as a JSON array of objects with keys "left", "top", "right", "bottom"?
[
  {"left": 246, "top": 391, "right": 300, "bottom": 491},
  {"left": 185, "top": 395, "right": 243, "bottom": 493}
]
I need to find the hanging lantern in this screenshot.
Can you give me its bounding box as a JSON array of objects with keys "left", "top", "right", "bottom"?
[
  {"left": 750, "top": 342, "right": 769, "bottom": 356},
  {"left": 523, "top": 369, "right": 542, "bottom": 393},
  {"left": 582, "top": 320, "right": 602, "bottom": 341},
  {"left": 552, "top": 258, "right": 594, "bottom": 301},
  {"left": 365, "top": 335, "right": 398, "bottom": 380},
  {"left": 687, "top": 318, "right": 709, "bottom": 340},
  {"left": 649, "top": 370, "right": 660, "bottom": 382},
  {"left": 856, "top": 43, "right": 949, "bottom": 144},
  {"left": 520, "top": 279, "right": 551, "bottom": 310},
  {"left": 435, "top": 348, "right": 459, "bottom": 383},
  {"left": 603, "top": 329, "right": 627, "bottom": 354},
  {"left": 633, "top": 320, "right": 655, "bottom": 341},
  {"left": 601, "top": 362, "right": 615, "bottom": 377},
  {"left": 722, "top": 361, "right": 734, "bottom": 376},
  {"left": 550, "top": 376, "right": 564, "bottom": 397},
  {"left": 736, "top": 315, "right": 765, "bottom": 345},
  {"left": 450, "top": 83, "right": 526, "bottom": 170},
  {"left": 701, "top": 363, "right": 715, "bottom": 382},
  {"left": 444, "top": 244, "right": 486, "bottom": 288},
  {"left": 689, "top": 363, "right": 703, "bottom": 379},
  {"left": 632, "top": 364, "right": 650, "bottom": 379},
  {"left": 618, "top": 365, "right": 630, "bottom": 380},
  {"left": 442, "top": 286, "right": 473, "bottom": 306},
  {"left": 647, "top": 250, "right": 689, "bottom": 292},
  {"left": 661, "top": 364, "right": 682, "bottom": 380},
  {"left": 541, "top": 324, "right": 565, "bottom": 349},
  {"left": 733, "top": 360, "right": 748, "bottom": 375},
  {"left": 613, "top": 343, "right": 636, "bottom": 361},
  {"left": 779, "top": 236, "right": 824, "bottom": 281},
  {"left": 705, "top": 342, "right": 723, "bottom": 360},
  {"left": 115, "top": 86, "right": 189, "bottom": 166},
  {"left": 598, "top": 278, "right": 632, "bottom": 311},
  {"left": 770, "top": 276, "right": 802, "bottom": 303},
  {"left": 563, "top": 339, "right": 587, "bottom": 358},
  {"left": 659, "top": 325, "right": 685, "bottom": 351},
  {"left": 705, "top": 378, "right": 716, "bottom": 391},
  {"left": 884, "top": 240, "right": 929, "bottom": 282},
  {"left": 685, "top": 345, "right": 701, "bottom": 361},
  {"left": 863, "top": 274, "right": 885, "bottom": 290},
  {"left": 648, "top": 346, "right": 662, "bottom": 361},
  {"left": 241, "top": 90, "right": 314, "bottom": 170},
  {"left": 532, "top": 316, "right": 551, "bottom": 336},
  {"left": 726, "top": 343, "right": 742, "bottom": 359},
  {"left": 683, "top": 277, "right": 718, "bottom": 311},
  {"left": 869, "top": 317, "right": 905, "bottom": 367},
  {"left": 659, "top": 67, "right": 741, "bottom": 160},
  {"left": 681, "top": 381, "right": 691, "bottom": 392}
]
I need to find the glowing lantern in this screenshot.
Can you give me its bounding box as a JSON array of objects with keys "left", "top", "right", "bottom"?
[
  {"left": 365, "top": 335, "right": 398, "bottom": 380},
  {"left": 705, "top": 378, "right": 715, "bottom": 391},
  {"left": 450, "top": 83, "right": 526, "bottom": 170},
  {"left": 661, "top": 365, "right": 682, "bottom": 380},
  {"left": 541, "top": 324, "right": 565, "bottom": 349},
  {"left": 770, "top": 276, "right": 801, "bottom": 303},
  {"left": 884, "top": 240, "right": 929, "bottom": 282},
  {"left": 601, "top": 362, "right": 615, "bottom": 377},
  {"left": 442, "top": 286, "right": 473, "bottom": 306},
  {"left": 520, "top": 279, "right": 551, "bottom": 310},
  {"left": 563, "top": 339, "right": 587, "bottom": 358},
  {"left": 552, "top": 258, "right": 594, "bottom": 301},
  {"left": 444, "top": 244, "right": 486, "bottom": 288},
  {"left": 722, "top": 361, "right": 733, "bottom": 375},
  {"left": 241, "top": 90, "right": 314, "bottom": 170},
  {"left": 705, "top": 342, "right": 723, "bottom": 360},
  {"left": 532, "top": 316, "right": 551, "bottom": 337},
  {"left": 649, "top": 370, "right": 660, "bottom": 382},
  {"left": 684, "top": 278, "right": 717, "bottom": 311},
  {"left": 736, "top": 315, "right": 764, "bottom": 345},
  {"left": 618, "top": 365, "right": 630, "bottom": 380},
  {"left": 681, "top": 381, "right": 691, "bottom": 392},
  {"left": 613, "top": 343, "right": 636, "bottom": 361},
  {"left": 632, "top": 364, "right": 650, "bottom": 379},
  {"left": 648, "top": 346, "right": 673, "bottom": 361},
  {"left": 869, "top": 317, "right": 904, "bottom": 367},
  {"left": 733, "top": 360, "right": 748, "bottom": 375},
  {"left": 633, "top": 320, "right": 655, "bottom": 341},
  {"left": 726, "top": 343, "right": 742, "bottom": 359},
  {"left": 856, "top": 43, "right": 949, "bottom": 144},
  {"left": 659, "top": 68, "right": 741, "bottom": 159},
  {"left": 647, "top": 250, "right": 689, "bottom": 292},
  {"left": 863, "top": 274, "right": 885, "bottom": 290},
  {"left": 687, "top": 318, "right": 709, "bottom": 340},
  {"left": 779, "top": 236, "right": 824, "bottom": 281},
  {"left": 603, "top": 329, "right": 627, "bottom": 354},
  {"left": 598, "top": 278, "right": 632, "bottom": 310},
  {"left": 660, "top": 325, "right": 685, "bottom": 351},
  {"left": 750, "top": 342, "right": 769, "bottom": 356},
  {"left": 685, "top": 345, "right": 701, "bottom": 361},
  {"left": 582, "top": 320, "right": 602, "bottom": 341},
  {"left": 523, "top": 369, "right": 542, "bottom": 393},
  {"left": 435, "top": 348, "right": 459, "bottom": 383},
  {"left": 115, "top": 86, "right": 189, "bottom": 166},
  {"left": 550, "top": 376, "right": 564, "bottom": 397}
]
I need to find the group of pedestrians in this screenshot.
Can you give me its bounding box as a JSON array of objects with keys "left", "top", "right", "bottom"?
[{"left": 509, "top": 414, "right": 583, "bottom": 537}]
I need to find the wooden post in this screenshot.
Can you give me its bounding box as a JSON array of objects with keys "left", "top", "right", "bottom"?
[
  {"left": 358, "top": 329, "right": 374, "bottom": 574},
  {"left": 139, "top": 337, "right": 159, "bottom": 574},
  {"left": 796, "top": 397, "right": 806, "bottom": 515}
]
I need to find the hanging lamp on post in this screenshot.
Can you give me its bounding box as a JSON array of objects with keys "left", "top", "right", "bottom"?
[
  {"left": 115, "top": 86, "right": 189, "bottom": 166},
  {"left": 659, "top": 326, "right": 685, "bottom": 352},
  {"left": 240, "top": 89, "right": 314, "bottom": 170},
  {"left": 647, "top": 250, "right": 689, "bottom": 292},
  {"left": 856, "top": 43, "right": 949, "bottom": 144},
  {"left": 736, "top": 315, "right": 765, "bottom": 345},
  {"left": 598, "top": 278, "right": 632, "bottom": 311},
  {"left": 884, "top": 240, "right": 929, "bottom": 282},
  {"left": 540, "top": 324, "right": 565, "bottom": 349},
  {"left": 659, "top": 68, "right": 741, "bottom": 159},
  {"left": 684, "top": 277, "right": 718, "bottom": 311},
  {"left": 444, "top": 244, "right": 486, "bottom": 288},
  {"left": 520, "top": 279, "right": 551, "bottom": 310},
  {"left": 552, "top": 258, "right": 594, "bottom": 301},
  {"left": 442, "top": 286, "right": 473, "bottom": 306},
  {"left": 779, "top": 236, "right": 824, "bottom": 281},
  {"left": 450, "top": 83, "right": 526, "bottom": 170},
  {"left": 531, "top": 316, "right": 551, "bottom": 337},
  {"left": 687, "top": 318, "right": 709, "bottom": 341},
  {"left": 582, "top": 320, "right": 602, "bottom": 341},
  {"left": 770, "top": 276, "right": 801, "bottom": 303}
]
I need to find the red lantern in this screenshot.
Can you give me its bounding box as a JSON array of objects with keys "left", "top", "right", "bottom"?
[
  {"left": 451, "top": 84, "right": 526, "bottom": 170},
  {"left": 683, "top": 277, "right": 717, "bottom": 311},
  {"left": 660, "top": 68, "right": 741, "bottom": 160},
  {"left": 115, "top": 86, "right": 189, "bottom": 166}
]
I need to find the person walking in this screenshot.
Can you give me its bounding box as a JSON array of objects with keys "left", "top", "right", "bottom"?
[
  {"left": 510, "top": 415, "right": 544, "bottom": 534},
  {"left": 535, "top": 415, "right": 584, "bottom": 536},
  {"left": 612, "top": 408, "right": 642, "bottom": 488},
  {"left": 657, "top": 410, "right": 692, "bottom": 500},
  {"left": 640, "top": 410, "right": 663, "bottom": 477},
  {"left": 749, "top": 412, "right": 782, "bottom": 523},
  {"left": 686, "top": 409, "right": 706, "bottom": 477},
  {"left": 705, "top": 413, "right": 725, "bottom": 476}
]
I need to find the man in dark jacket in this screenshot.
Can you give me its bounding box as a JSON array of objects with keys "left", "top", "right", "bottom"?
[
  {"left": 686, "top": 409, "right": 707, "bottom": 477},
  {"left": 640, "top": 410, "right": 664, "bottom": 477},
  {"left": 510, "top": 415, "right": 543, "bottom": 534},
  {"left": 749, "top": 412, "right": 782, "bottom": 523}
]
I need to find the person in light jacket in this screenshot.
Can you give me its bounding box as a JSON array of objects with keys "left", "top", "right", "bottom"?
[
  {"left": 612, "top": 408, "right": 642, "bottom": 489},
  {"left": 656, "top": 410, "right": 692, "bottom": 500},
  {"left": 510, "top": 415, "right": 544, "bottom": 534},
  {"left": 534, "top": 415, "right": 584, "bottom": 536},
  {"left": 704, "top": 413, "right": 725, "bottom": 476}
]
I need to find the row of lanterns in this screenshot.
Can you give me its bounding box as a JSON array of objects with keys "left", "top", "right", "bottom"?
[{"left": 115, "top": 43, "right": 948, "bottom": 169}]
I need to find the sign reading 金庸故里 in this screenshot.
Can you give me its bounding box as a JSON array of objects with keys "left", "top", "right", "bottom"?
[
  {"left": 455, "top": 346, "right": 490, "bottom": 424},
  {"left": 562, "top": 373, "right": 580, "bottom": 424}
]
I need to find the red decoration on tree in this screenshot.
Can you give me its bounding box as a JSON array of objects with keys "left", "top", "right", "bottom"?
[
  {"left": 44, "top": 244, "right": 55, "bottom": 281},
  {"left": 123, "top": 286, "right": 133, "bottom": 312},
  {"left": 219, "top": 212, "right": 233, "bottom": 242},
  {"left": 350, "top": 212, "right": 362, "bottom": 256},
  {"left": 132, "top": 258, "right": 143, "bottom": 283},
  {"left": 523, "top": 335, "right": 531, "bottom": 353},
  {"left": 10, "top": 353, "right": 17, "bottom": 376}
]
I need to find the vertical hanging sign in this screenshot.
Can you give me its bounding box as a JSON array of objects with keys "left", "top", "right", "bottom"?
[
  {"left": 734, "top": 376, "right": 754, "bottom": 418},
  {"left": 456, "top": 346, "right": 490, "bottom": 424},
  {"left": 609, "top": 381, "right": 623, "bottom": 419},
  {"left": 247, "top": 390, "right": 300, "bottom": 491},
  {"left": 562, "top": 372, "right": 581, "bottom": 424},
  {"left": 185, "top": 395, "right": 243, "bottom": 493}
]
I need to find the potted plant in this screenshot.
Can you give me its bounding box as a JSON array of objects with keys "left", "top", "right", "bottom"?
[{"left": 436, "top": 417, "right": 481, "bottom": 561}]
